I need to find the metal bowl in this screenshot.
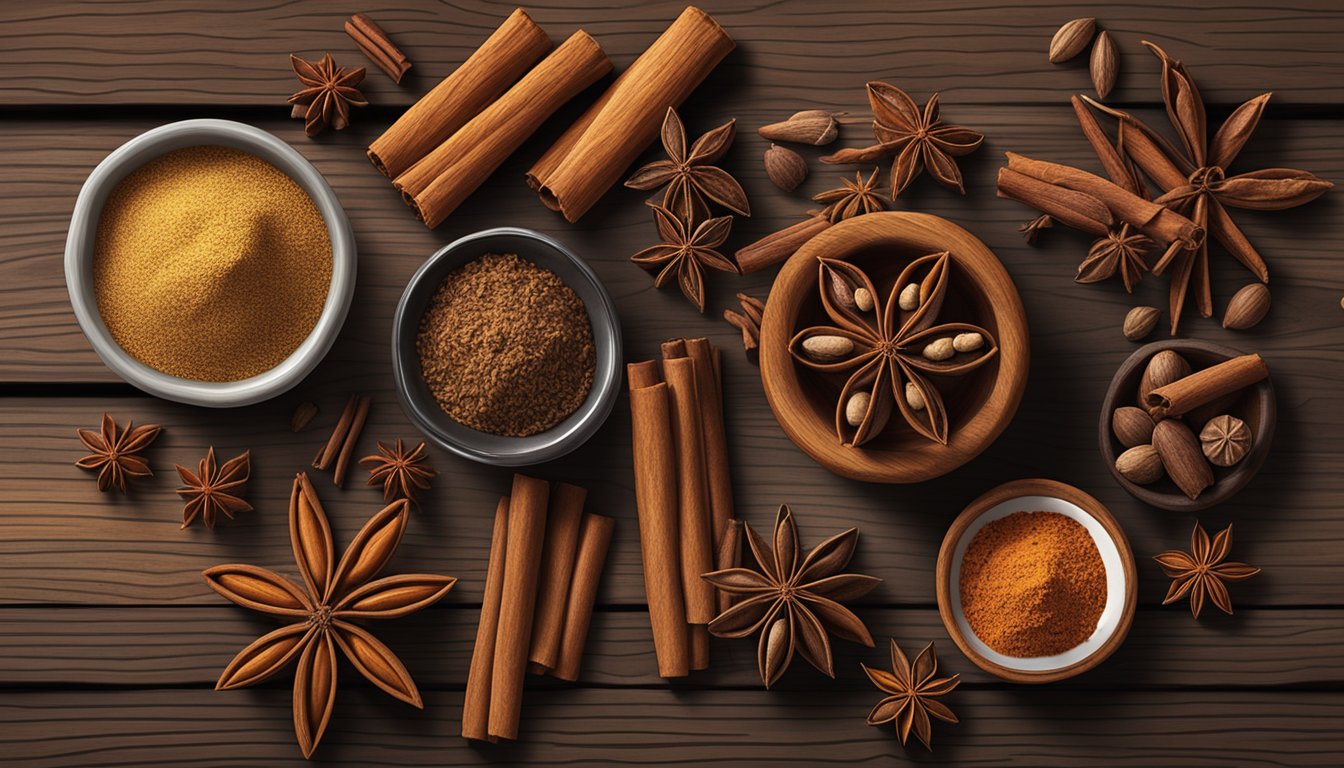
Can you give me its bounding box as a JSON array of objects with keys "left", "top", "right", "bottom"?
[
  {"left": 391, "top": 227, "right": 622, "bottom": 467},
  {"left": 64, "top": 119, "right": 356, "bottom": 407}
]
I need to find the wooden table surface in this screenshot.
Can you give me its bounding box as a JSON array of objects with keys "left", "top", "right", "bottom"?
[{"left": 2, "top": 1, "right": 1342, "bottom": 765}]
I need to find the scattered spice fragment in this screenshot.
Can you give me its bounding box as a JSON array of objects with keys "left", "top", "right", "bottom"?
[
  {"left": 631, "top": 205, "right": 738, "bottom": 312},
  {"left": 1048, "top": 17, "right": 1096, "bottom": 63},
  {"left": 176, "top": 447, "right": 252, "bottom": 529},
  {"left": 1222, "top": 283, "right": 1271, "bottom": 330},
  {"left": 1200, "top": 414, "right": 1251, "bottom": 467},
  {"left": 1155, "top": 522, "right": 1259, "bottom": 619},
  {"left": 312, "top": 394, "right": 372, "bottom": 487},
  {"left": 758, "top": 109, "right": 839, "bottom": 146},
  {"left": 764, "top": 143, "right": 808, "bottom": 191},
  {"left": 288, "top": 53, "right": 368, "bottom": 137},
  {"left": 813, "top": 167, "right": 887, "bottom": 223},
  {"left": 360, "top": 439, "right": 436, "bottom": 504},
  {"left": 723, "top": 292, "right": 765, "bottom": 354},
  {"left": 344, "top": 13, "right": 412, "bottom": 83},
  {"left": 290, "top": 401, "right": 319, "bottom": 432},
  {"left": 862, "top": 639, "right": 959, "bottom": 750},
  {"left": 1019, "top": 214, "right": 1053, "bottom": 243},
  {"left": 625, "top": 108, "right": 749, "bottom": 223},
  {"left": 75, "top": 414, "right": 160, "bottom": 493},
  {"left": 1122, "top": 306, "right": 1160, "bottom": 341},
  {"left": 822, "top": 82, "right": 984, "bottom": 198},
  {"left": 702, "top": 504, "right": 880, "bottom": 688},
  {"left": 203, "top": 473, "right": 456, "bottom": 758}
]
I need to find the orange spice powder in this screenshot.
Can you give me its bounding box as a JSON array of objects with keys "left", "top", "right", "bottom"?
[{"left": 959, "top": 511, "right": 1106, "bottom": 657}]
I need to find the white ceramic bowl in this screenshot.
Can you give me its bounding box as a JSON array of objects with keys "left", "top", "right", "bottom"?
[
  {"left": 935, "top": 478, "right": 1137, "bottom": 683},
  {"left": 65, "top": 119, "right": 356, "bottom": 407}
]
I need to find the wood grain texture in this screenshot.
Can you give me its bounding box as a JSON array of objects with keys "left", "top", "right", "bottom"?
[{"left": 0, "top": 1, "right": 1341, "bottom": 764}]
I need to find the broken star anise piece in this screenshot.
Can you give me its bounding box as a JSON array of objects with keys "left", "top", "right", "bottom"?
[
  {"left": 1082, "top": 43, "right": 1331, "bottom": 332},
  {"left": 863, "top": 639, "right": 960, "bottom": 750},
  {"left": 813, "top": 167, "right": 888, "bottom": 223},
  {"left": 203, "top": 473, "right": 455, "bottom": 758},
  {"left": 1155, "top": 521, "right": 1260, "bottom": 619},
  {"left": 789, "top": 252, "right": 999, "bottom": 447},
  {"left": 822, "top": 82, "right": 984, "bottom": 198},
  {"left": 359, "top": 439, "right": 435, "bottom": 505},
  {"left": 288, "top": 53, "right": 368, "bottom": 137},
  {"left": 1019, "top": 214, "right": 1053, "bottom": 244},
  {"left": 625, "top": 107, "right": 750, "bottom": 222},
  {"left": 75, "top": 413, "right": 160, "bottom": 493},
  {"left": 176, "top": 447, "right": 252, "bottom": 530},
  {"left": 702, "top": 504, "right": 880, "bottom": 689},
  {"left": 630, "top": 204, "right": 739, "bottom": 313}
]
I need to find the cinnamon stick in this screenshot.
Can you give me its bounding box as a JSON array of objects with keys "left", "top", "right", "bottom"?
[
  {"left": 331, "top": 394, "right": 370, "bottom": 487},
  {"left": 489, "top": 475, "right": 549, "bottom": 741},
  {"left": 736, "top": 213, "right": 833, "bottom": 274},
  {"left": 462, "top": 497, "right": 510, "bottom": 742},
  {"left": 661, "top": 356, "right": 716, "bottom": 626},
  {"left": 312, "top": 394, "right": 358, "bottom": 470},
  {"left": 368, "top": 8, "right": 551, "bottom": 179},
  {"left": 345, "top": 13, "right": 412, "bottom": 83},
  {"left": 714, "top": 518, "right": 742, "bottom": 613},
  {"left": 627, "top": 366, "right": 690, "bottom": 678},
  {"left": 397, "top": 31, "right": 612, "bottom": 228},
  {"left": 528, "top": 482, "right": 587, "bottom": 672},
  {"left": 551, "top": 512, "right": 615, "bottom": 681},
  {"left": 527, "top": 6, "right": 734, "bottom": 222},
  {"left": 680, "top": 338, "right": 734, "bottom": 552},
  {"left": 1145, "top": 353, "right": 1269, "bottom": 419},
  {"left": 997, "top": 167, "right": 1112, "bottom": 237},
  {"left": 1003, "top": 152, "right": 1204, "bottom": 248},
  {"left": 689, "top": 624, "right": 710, "bottom": 670}
]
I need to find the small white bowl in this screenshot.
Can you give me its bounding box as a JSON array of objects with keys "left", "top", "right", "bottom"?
[
  {"left": 65, "top": 119, "right": 356, "bottom": 407},
  {"left": 935, "top": 478, "right": 1136, "bottom": 683}
]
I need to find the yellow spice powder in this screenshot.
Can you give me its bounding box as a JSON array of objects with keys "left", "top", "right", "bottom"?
[{"left": 93, "top": 145, "right": 332, "bottom": 382}]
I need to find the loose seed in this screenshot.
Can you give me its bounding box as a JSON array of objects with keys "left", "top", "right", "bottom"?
[
  {"left": 845, "top": 391, "right": 870, "bottom": 426},
  {"left": 904, "top": 382, "right": 926, "bottom": 411},
  {"left": 898, "top": 283, "right": 920, "bottom": 311},
  {"left": 952, "top": 332, "right": 984, "bottom": 353},
  {"left": 922, "top": 338, "right": 955, "bottom": 361}
]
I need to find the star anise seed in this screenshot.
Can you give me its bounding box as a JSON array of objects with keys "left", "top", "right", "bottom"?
[
  {"left": 75, "top": 413, "right": 160, "bottom": 493},
  {"left": 359, "top": 439, "right": 435, "bottom": 505},
  {"left": 1155, "top": 521, "right": 1260, "bottom": 619},
  {"left": 176, "top": 447, "right": 252, "bottom": 529},
  {"left": 863, "top": 639, "right": 960, "bottom": 750}
]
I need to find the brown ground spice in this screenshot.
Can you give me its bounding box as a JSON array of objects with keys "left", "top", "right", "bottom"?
[
  {"left": 959, "top": 511, "right": 1106, "bottom": 657},
  {"left": 93, "top": 145, "right": 331, "bottom": 382},
  {"left": 416, "top": 253, "right": 595, "bottom": 436}
]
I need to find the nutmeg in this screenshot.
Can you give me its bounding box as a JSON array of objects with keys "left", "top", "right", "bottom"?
[
  {"left": 1116, "top": 444, "right": 1164, "bottom": 485},
  {"left": 757, "top": 109, "right": 839, "bottom": 146},
  {"left": 1139, "top": 350, "right": 1192, "bottom": 407},
  {"left": 1152, "top": 419, "right": 1215, "bottom": 500},
  {"left": 1200, "top": 414, "right": 1252, "bottom": 467},
  {"left": 1048, "top": 17, "right": 1096, "bottom": 63},
  {"left": 1122, "top": 306, "right": 1159, "bottom": 341},
  {"left": 1222, "top": 283, "right": 1271, "bottom": 330},
  {"left": 1112, "top": 406, "right": 1155, "bottom": 448},
  {"left": 764, "top": 144, "right": 808, "bottom": 192}
]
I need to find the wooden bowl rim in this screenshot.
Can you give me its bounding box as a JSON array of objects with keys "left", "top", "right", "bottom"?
[
  {"left": 1098, "top": 339, "right": 1276, "bottom": 512},
  {"left": 759, "top": 212, "right": 1030, "bottom": 483},
  {"left": 935, "top": 478, "right": 1137, "bottom": 684}
]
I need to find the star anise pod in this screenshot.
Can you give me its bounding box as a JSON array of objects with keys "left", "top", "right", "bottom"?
[
  {"left": 862, "top": 639, "right": 960, "bottom": 750},
  {"left": 813, "top": 167, "right": 888, "bottom": 222},
  {"left": 74, "top": 413, "right": 160, "bottom": 493},
  {"left": 359, "top": 439, "right": 435, "bottom": 505},
  {"left": 176, "top": 447, "right": 252, "bottom": 529},
  {"left": 822, "top": 82, "right": 984, "bottom": 198},
  {"left": 1076, "top": 224, "right": 1153, "bottom": 292},
  {"left": 288, "top": 53, "right": 368, "bottom": 137},
  {"left": 789, "top": 252, "right": 999, "bottom": 447},
  {"left": 204, "top": 473, "right": 455, "bottom": 758},
  {"left": 631, "top": 204, "right": 738, "bottom": 312},
  {"left": 1081, "top": 43, "right": 1331, "bottom": 332},
  {"left": 702, "top": 504, "right": 880, "bottom": 688},
  {"left": 625, "top": 108, "right": 750, "bottom": 222},
  {"left": 1155, "top": 521, "right": 1260, "bottom": 619}
]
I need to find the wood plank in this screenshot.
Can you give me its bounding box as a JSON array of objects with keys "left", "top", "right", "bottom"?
[
  {"left": 2, "top": 1, "right": 1342, "bottom": 108},
  {"left": 0, "top": 606, "right": 1340, "bottom": 689},
  {"left": 1, "top": 688, "right": 1341, "bottom": 767}
]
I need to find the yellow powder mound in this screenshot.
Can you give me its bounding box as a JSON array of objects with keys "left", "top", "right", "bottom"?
[{"left": 93, "top": 145, "right": 332, "bottom": 382}]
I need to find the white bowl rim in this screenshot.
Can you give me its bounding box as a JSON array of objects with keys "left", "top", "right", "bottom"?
[
  {"left": 64, "top": 118, "right": 356, "bottom": 407},
  {"left": 947, "top": 495, "right": 1129, "bottom": 672}
]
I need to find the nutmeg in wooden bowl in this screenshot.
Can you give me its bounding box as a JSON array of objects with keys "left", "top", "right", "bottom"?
[
  {"left": 758, "top": 212, "right": 1029, "bottom": 483},
  {"left": 936, "top": 478, "right": 1136, "bottom": 684},
  {"left": 1099, "top": 340, "right": 1275, "bottom": 512}
]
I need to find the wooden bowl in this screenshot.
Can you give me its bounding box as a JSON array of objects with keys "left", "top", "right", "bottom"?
[
  {"left": 1099, "top": 340, "right": 1276, "bottom": 512},
  {"left": 759, "top": 212, "right": 1029, "bottom": 483},
  {"left": 936, "top": 479, "right": 1136, "bottom": 684}
]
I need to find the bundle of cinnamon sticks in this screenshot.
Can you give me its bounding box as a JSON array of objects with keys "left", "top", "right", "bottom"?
[
  {"left": 627, "top": 338, "right": 739, "bottom": 677},
  {"left": 462, "top": 475, "right": 614, "bottom": 741},
  {"left": 368, "top": 9, "right": 612, "bottom": 228}
]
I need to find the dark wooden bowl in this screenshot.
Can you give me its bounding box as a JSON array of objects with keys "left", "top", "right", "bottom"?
[
  {"left": 759, "top": 212, "right": 1030, "bottom": 483},
  {"left": 936, "top": 478, "right": 1136, "bottom": 684},
  {"left": 1099, "top": 340, "right": 1276, "bottom": 512}
]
